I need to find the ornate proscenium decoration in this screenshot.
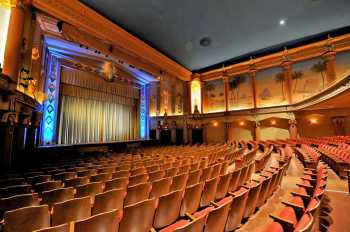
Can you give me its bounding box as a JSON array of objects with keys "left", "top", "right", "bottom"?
[{"left": 102, "top": 61, "right": 117, "bottom": 82}]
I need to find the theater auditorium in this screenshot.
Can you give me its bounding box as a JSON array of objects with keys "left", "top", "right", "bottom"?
[{"left": 0, "top": 0, "right": 350, "bottom": 231}]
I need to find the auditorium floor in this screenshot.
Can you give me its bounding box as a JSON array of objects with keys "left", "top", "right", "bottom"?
[{"left": 235, "top": 152, "right": 350, "bottom": 232}]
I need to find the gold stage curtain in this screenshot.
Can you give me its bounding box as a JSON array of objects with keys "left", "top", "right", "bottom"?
[
  {"left": 60, "top": 66, "right": 139, "bottom": 99},
  {"left": 58, "top": 95, "right": 139, "bottom": 144}
]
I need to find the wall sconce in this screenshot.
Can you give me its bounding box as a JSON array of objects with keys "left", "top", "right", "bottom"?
[
  {"left": 270, "top": 120, "right": 276, "bottom": 125},
  {"left": 309, "top": 118, "right": 318, "bottom": 125},
  {"left": 213, "top": 121, "right": 218, "bottom": 127},
  {"left": 239, "top": 121, "right": 245, "bottom": 126}
]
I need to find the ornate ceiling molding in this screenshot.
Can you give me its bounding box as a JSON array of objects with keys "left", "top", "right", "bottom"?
[{"left": 32, "top": 0, "right": 191, "bottom": 81}]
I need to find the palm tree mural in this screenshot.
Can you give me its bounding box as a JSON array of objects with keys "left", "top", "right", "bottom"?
[
  {"left": 274, "top": 72, "right": 285, "bottom": 100},
  {"left": 205, "top": 82, "right": 215, "bottom": 98},
  {"left": 292, "top": 70, "right": 304, "bottom": 93},
  {"left": 228, "top": 74, "right": 247, "bottom": 104},
  {"left": 311, "top": 60, "right": 327, "bottom": 89},
  {"left": 235, "top": 75, "right": 247, "bottom": 102}
]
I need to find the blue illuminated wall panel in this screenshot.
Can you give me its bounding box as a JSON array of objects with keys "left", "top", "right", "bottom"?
[
  {"left": 41, "top": 54, "right": 60, "bottom": 145},
  {"left": 140, "top": 84, "right": 150, "bottom": 139}
]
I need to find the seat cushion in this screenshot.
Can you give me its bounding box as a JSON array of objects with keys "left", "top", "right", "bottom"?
[
  {"left": 294, "top": 213, "right": 312, "bottom": 231},
  {"left": 278, "top": 207, "right": 297, "bottom": 225},
  {"left": 159, "top": 220, "right": 189, "bottom": 232},
  {"left": 193, "top": 206, "right": 214, "bottom": 218},
  {"left": 264, "top": 222, "right": 283, "bottom": 232}
]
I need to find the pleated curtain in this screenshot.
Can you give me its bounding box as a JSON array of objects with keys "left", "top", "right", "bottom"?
[{"left": 58, "top": 95, "right": 138, "bottom": 144}]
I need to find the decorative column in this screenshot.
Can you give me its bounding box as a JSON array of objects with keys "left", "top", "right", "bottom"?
[
  {"left": 183, "top": 121, "right": 188, "bottom": 144},
  {"left": 0, "top": 113, "right": 18, "bottom": 170},
  {"left": 3, "top": 0, "right": 27, "bottom": 81},
  {"left": 249, "top": 65, "right": 257, "bottom": 109},
  {"left": 202, "top": 123, "right": 208, "bottom": 144},
  {"left": 223, "top": 77, "right": 229, "bottom": 111},
  {"left": 254, "top": 121, "right": 261, "bottom": 141},
  {"left": 281, "top": 55, "right": 293, "bottom": 104},
  {"left": 188, "top": 124, "right": 193, "bottom": 144},
  {"left": 288, "top": 119, "right": 298, "bottom": 140},
  {"left": 323, "top": 52, "right": 336, "bottom": 87},
  {"left": 156, "top": 120, "right": 161, "bottom": 141},
  {"left": 224, "top": 122, "right": 229, "bottom": 143},
  {"left": 171, "top": 121, "right": 176, "bottom": 144}
]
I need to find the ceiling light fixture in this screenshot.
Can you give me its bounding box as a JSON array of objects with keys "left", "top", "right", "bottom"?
[{"left": 279, "top": 19, "right": 286, "bottom": 26}]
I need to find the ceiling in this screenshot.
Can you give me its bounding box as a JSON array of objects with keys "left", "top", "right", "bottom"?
[{"left": 80, "top": 0, "right": 350, "bottom": 72}]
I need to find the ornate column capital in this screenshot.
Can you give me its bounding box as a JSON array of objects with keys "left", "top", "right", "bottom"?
[{"left": 288, "top": 119, "right": 297, "bottom": 126}]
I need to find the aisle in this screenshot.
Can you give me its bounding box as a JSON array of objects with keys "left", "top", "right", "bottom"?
[
  {"left": 323, "top": 162, "right": 350, "bottom": 231},
  {"left": 236, "top": 153, "right": 304, "bottom": 232}
]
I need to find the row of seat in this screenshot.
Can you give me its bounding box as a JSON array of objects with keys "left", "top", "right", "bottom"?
[
  {"left": 0, "top": 160, "right": 257, "bottom": 232},
  {"left": 265, "top": 154, "right": 328, "bottom": 231},
  {"left": 160, "top": 160, "right": 289, "bottom": 231},
  {"left": 294, "top": 145, "right": 320, "bottom": 169}
]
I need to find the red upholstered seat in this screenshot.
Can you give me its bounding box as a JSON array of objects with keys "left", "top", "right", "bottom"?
[
  {"left": 159, "top": 220, "right": 190, "bottom": 232},
  {"left": 290, "top": 196, "right": 304, "bottom": 208},
  {"left": 294, "top": 213, "right": 313, "bottom": 231},
  {"left": 192, "top": 206, "right": 214, "bottom": 218},
  {"left": 217, "top": 196, "right": 233, "bottom": 206},
  {"left": 264, "top": 222, "right": 284, "bottom": 232},
  {"left": 295, "top": 187, "right": 308, "bottom": 196},
  {"left": 278, "top": 207, "right": 297, "bottom": 225}
]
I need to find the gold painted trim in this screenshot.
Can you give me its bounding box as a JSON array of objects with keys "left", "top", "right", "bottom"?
[{"left": 32, "top": 0, "right": 191, "bottom": 80}]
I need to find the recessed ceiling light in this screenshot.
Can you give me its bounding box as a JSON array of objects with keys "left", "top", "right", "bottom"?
[
  {"left": 199, "top": 37, "right": 212, "bottom": 47},
  {"left": 279, "top": 19, "right": 286, "bottom": 26}
]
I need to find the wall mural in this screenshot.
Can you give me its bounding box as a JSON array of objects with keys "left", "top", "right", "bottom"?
[
  {"left": 204, "top": 79, "right": 225, "bottom": 113},
  {"left": 228, "top": 73, "right": 254, "bottom": 110},
  {"left": 292, "top": 57, "right": 326, "bottom": 103},
  {"left": 175, "top": 80, "right": 184, "bottom": 115},
  {"left": 256, "top": 67, "right": 288, "bottom": 108},
  {"left": 336, "top": 51, "right": 350, "bottom": 82}
]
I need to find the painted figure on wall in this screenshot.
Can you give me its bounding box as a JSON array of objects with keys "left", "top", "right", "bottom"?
[{"left": 175, "top": 93, "right": 183, "bottom": 114}]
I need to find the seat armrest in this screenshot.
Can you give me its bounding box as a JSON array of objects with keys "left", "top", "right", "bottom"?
[
  {"left": 185, "top": 212, "right": 196, "bottom": 221},
  {"left": 304, "top": 167, "right": 316, "bottom": 172},
  {"left": 301, "top": 177, "right": 316, "bottom": 182},
  {"left": 296, "top": 183, "right": 313, "bottom": 189},
  {"left": 290, "top": 191, "right": 310, "bottom": 198},
  {"left": 210, "top": 201, "right": 220, "bottom": 207},
  {"left": 282, "top": 200, "right": 303, "bottom": 209},
  {"left": 150, "top": 228, "right": 156, "bottom": 232},
  {"left": 303, "top": 172, "right": 317, "bottom": 177}
]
